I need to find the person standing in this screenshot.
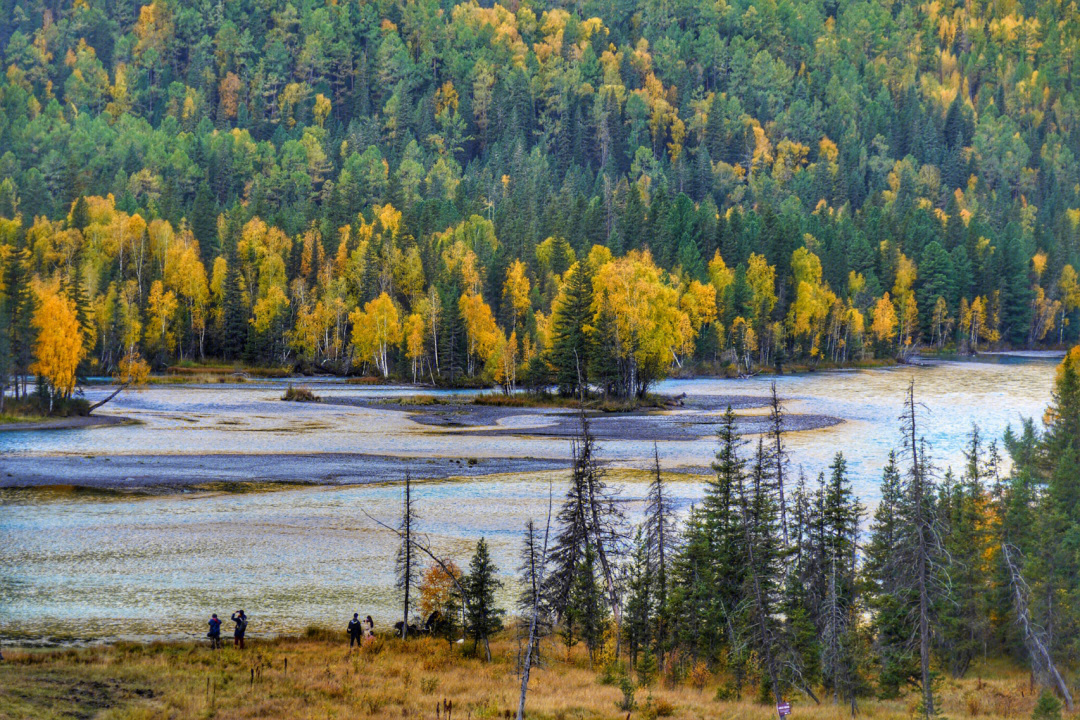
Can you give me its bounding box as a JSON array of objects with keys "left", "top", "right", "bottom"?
[
  {"left": 347, "top": 613, "right": 363, "bottom": 647},
  {"left": 231, "top": 610, "right": 247, "bottom": 649},
  {"left": 207, "top": 613, "right": 222, "bottom": 649},
  {"left": 363, "top": 615, "right": 375, "bottom": 638}
]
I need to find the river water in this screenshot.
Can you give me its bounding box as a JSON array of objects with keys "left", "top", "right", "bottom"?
[{"left": 0, "top": 356, "right": 1059, "bottom": 643}]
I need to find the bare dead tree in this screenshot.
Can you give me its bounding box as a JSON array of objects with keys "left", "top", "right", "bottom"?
[
  {"left": 897, "top": 379, "right": 950, "bottom": 719},
  {"left": 1001, "top": 542, "right": 1074, "bottom": 711},
  {"left": 397, "top": 471, "right": 419, "bottom": 639},
  {"left": 362, "top": 505, "right": 469, "bottom": 642},
  {"left": 517, "top": 480, "right": 554, "bottom": 720}
]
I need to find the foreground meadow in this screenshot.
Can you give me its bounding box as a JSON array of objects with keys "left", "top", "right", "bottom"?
[{"left": 0, "top": 631, "right": 1054, "bottom": 720}]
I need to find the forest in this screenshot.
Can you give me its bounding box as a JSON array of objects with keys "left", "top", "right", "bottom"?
[
  {"left": 388, "top": 351, "right": 1080, "bottom": 719},
  {"left": 2, "top": 0, "right": 1080, "bottom": 404}
]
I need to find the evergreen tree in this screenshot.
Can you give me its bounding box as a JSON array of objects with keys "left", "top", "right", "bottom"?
[
  {"left": 622, "top": 527, "right": 653, "bottom": 668},
  {"left": 566, "top": 544, "right": 608, "bottom": 667},
  {"left": 5, "top": 242, "right": 35, "bottom": 399},
  {"left": 465, "top": 537, "right": 504, "bottom": 661},
  {"left": 550, "top": 263, "right": 594, "bottom": 397},
  {"left": 544, "top": 412, "right": 625, "bottom": 620},
  {"left": 643, "top": 444, "right": 676, "bottom": 666},
  {"left": 865, "top": 451, "right": 918, "bottom": 697}
]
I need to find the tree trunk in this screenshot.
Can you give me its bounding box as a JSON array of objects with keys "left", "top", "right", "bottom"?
[{"left": 89, "top": 382, "right": 131, "bottom": 413}]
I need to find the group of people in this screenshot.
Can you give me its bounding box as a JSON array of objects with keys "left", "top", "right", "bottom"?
[
  {"left": 347, "top": 614, "right": 375, "bottom": 646},
  {"left": 204, "top": 610, "right": 375, "bottom": 649},
  {"left": 206, "top": 610, "right": 247, "bottom": 649}
]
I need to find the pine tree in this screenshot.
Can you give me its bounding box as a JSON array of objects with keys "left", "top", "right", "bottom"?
[
  {"left": 221, "top": 258, "right": 247, "bottom": 360},
  {"left": 191, "top": 181, "right": 218, "bottom": 262},
  {"left": 644, "top": 444, "right": 676, "bottom": 666},
  {"left": 767, "top": 382, "right": 791, "bottom": 546},
  {"left": 817, "top": 453, "right": 863, "bottom": 705},
  {"left": 623, "top": 527, "right": 653, "bottom": 667},
  {"left": 544, "top": 412, "right": 625, "bottom": 621},
  {"left": 936, "top": 426, "right": 993, "bottom": 678},
  {"left": 876, "top": 381, "right": 948, "bottom": 717},
  {"left": 550, "top": 263, "right": 594, "bottom": 397},
  {"left": 5, "top": 242, "right": 35, "bottom": 399},
  {"left": 0, "top": 265, "right": 10, "bottom": 413},
  {"left": 865, "top": 451, "right": 917, "bottom": 698},
  {"left": 738, "top": 438, "right": 786, "bottom": 704},
  {"left": 465, "top": 537, "right": 504, "bottom": 661},
  {"left": 566, "top": 544, "right": 608, "bottom": 667},
  {"left": 69, "top": 196, "right": 90, "bottom": 231}
]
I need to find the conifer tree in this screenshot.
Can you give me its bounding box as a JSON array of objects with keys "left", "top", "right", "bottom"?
[
  {"left": 623, "top": 527, "right": 653, "bottom": 668},
  {"left": 550, "top": 263, "right": 594, "bottom": 397},
  {"left": 737, "top": 438, "right": 786, "bottom": 704},
  {"left": 566, "top": 544, "right": 608, "bottom": 668},
  {"left": 936, "top": 426, "right": 993, "bottom": 678},
  {"left": 865, "top": 451, "right": 918, "bottom": 697},
  {"left": 643, "top": 444, "right": 676, "bottom": 666},
  {"left": 5, "top": 242, "right": 35, "bottom": 399},
  {"left": 465, "top": 537, "right": 504, "bottom": 661},
  {"left": 544, "top": 412, "right": 625, "bottom": 621},
  {"left": 767, "top": 382, "right": 791, "bottom": 547}
]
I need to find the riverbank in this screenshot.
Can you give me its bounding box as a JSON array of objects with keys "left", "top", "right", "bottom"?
[
  {"left": 0, "top": 631, "right": 1038, "bottom": 720},
  {"left": 0, "top": 413, "right": 127, "bottom": 433}
]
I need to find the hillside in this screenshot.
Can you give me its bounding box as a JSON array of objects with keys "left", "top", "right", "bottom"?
[{"left": 2, "top": 0, "right": 1080, "bottom": 397}]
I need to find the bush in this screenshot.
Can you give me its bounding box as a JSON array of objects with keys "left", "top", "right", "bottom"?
[
  {"left": 282, "top": 385, "right": 320, "bottom": 402},
  {"left": 616, "top": 676, "right": 637, "bottom": 712},
  {"left": 1032, "top": 690, "right": 1062, "bottom": 720}
]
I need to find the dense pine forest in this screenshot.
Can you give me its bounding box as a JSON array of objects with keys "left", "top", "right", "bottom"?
[{"left": 3, "top": 0, "right": 1080, "bottom": 402}]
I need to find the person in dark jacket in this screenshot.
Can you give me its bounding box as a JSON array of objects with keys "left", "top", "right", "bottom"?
[
  {"left": 207, "top": 613, "right": 222, "bottom": 649},
  {"left": 347, "top": 613, "right": 362, "bottom": 646},
  {"left": 231, "top": 610, "right": 247, "bottom": 649}
]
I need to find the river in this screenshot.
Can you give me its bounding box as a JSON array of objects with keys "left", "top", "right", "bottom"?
[{"left": 0, "top": 356, "right": 1059, "bottom": 643}]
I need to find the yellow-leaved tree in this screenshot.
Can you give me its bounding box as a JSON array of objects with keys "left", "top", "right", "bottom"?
[
  {"left": 403, "top": 311, "right": 426, "bottom": 383},
  {"left": 502, "top": 260, "right": 532, "bottom": 328},
  {"left": 592, "top": 249, "right": 696, "bottom": 396},
  {"left": 350, "top": 292, "right": 401, "bottom": 377},
  {"left": 786, "top": 247, "right": 836, "bottom": 359},
  {"left": 31, "top": 283, "right": 86, "bottom": 412},
  {"left": 459, "top": 291, "right": 499, "bottom": 376},
  {"left": 871, "top": 293, "right": 899, "bottom": 350}
]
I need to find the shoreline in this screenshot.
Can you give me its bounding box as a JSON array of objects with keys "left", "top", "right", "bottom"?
[{"left": 0, "top": 414, "right": 128, "bottom": 433}]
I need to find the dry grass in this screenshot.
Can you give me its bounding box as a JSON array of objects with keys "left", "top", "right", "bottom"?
[
  {"left": 0, "top": 633, "right": 1055, "bottom": 720},
  {"left": 281, "top": 385, "right": 320, "bottom": 402}
]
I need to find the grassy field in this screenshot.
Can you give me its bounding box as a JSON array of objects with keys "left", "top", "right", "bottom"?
[{"left": 0, "top": 630, "right": 1055, "bottom": 720}]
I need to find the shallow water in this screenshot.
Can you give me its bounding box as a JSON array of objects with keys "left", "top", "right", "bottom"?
[{"left": 0, "top": 357, "right": 1058, "bottom": 642}]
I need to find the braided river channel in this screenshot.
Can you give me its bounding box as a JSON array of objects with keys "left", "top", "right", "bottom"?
[{"left": 0, "top": 355, "right": 1060, "bottom": 644}]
